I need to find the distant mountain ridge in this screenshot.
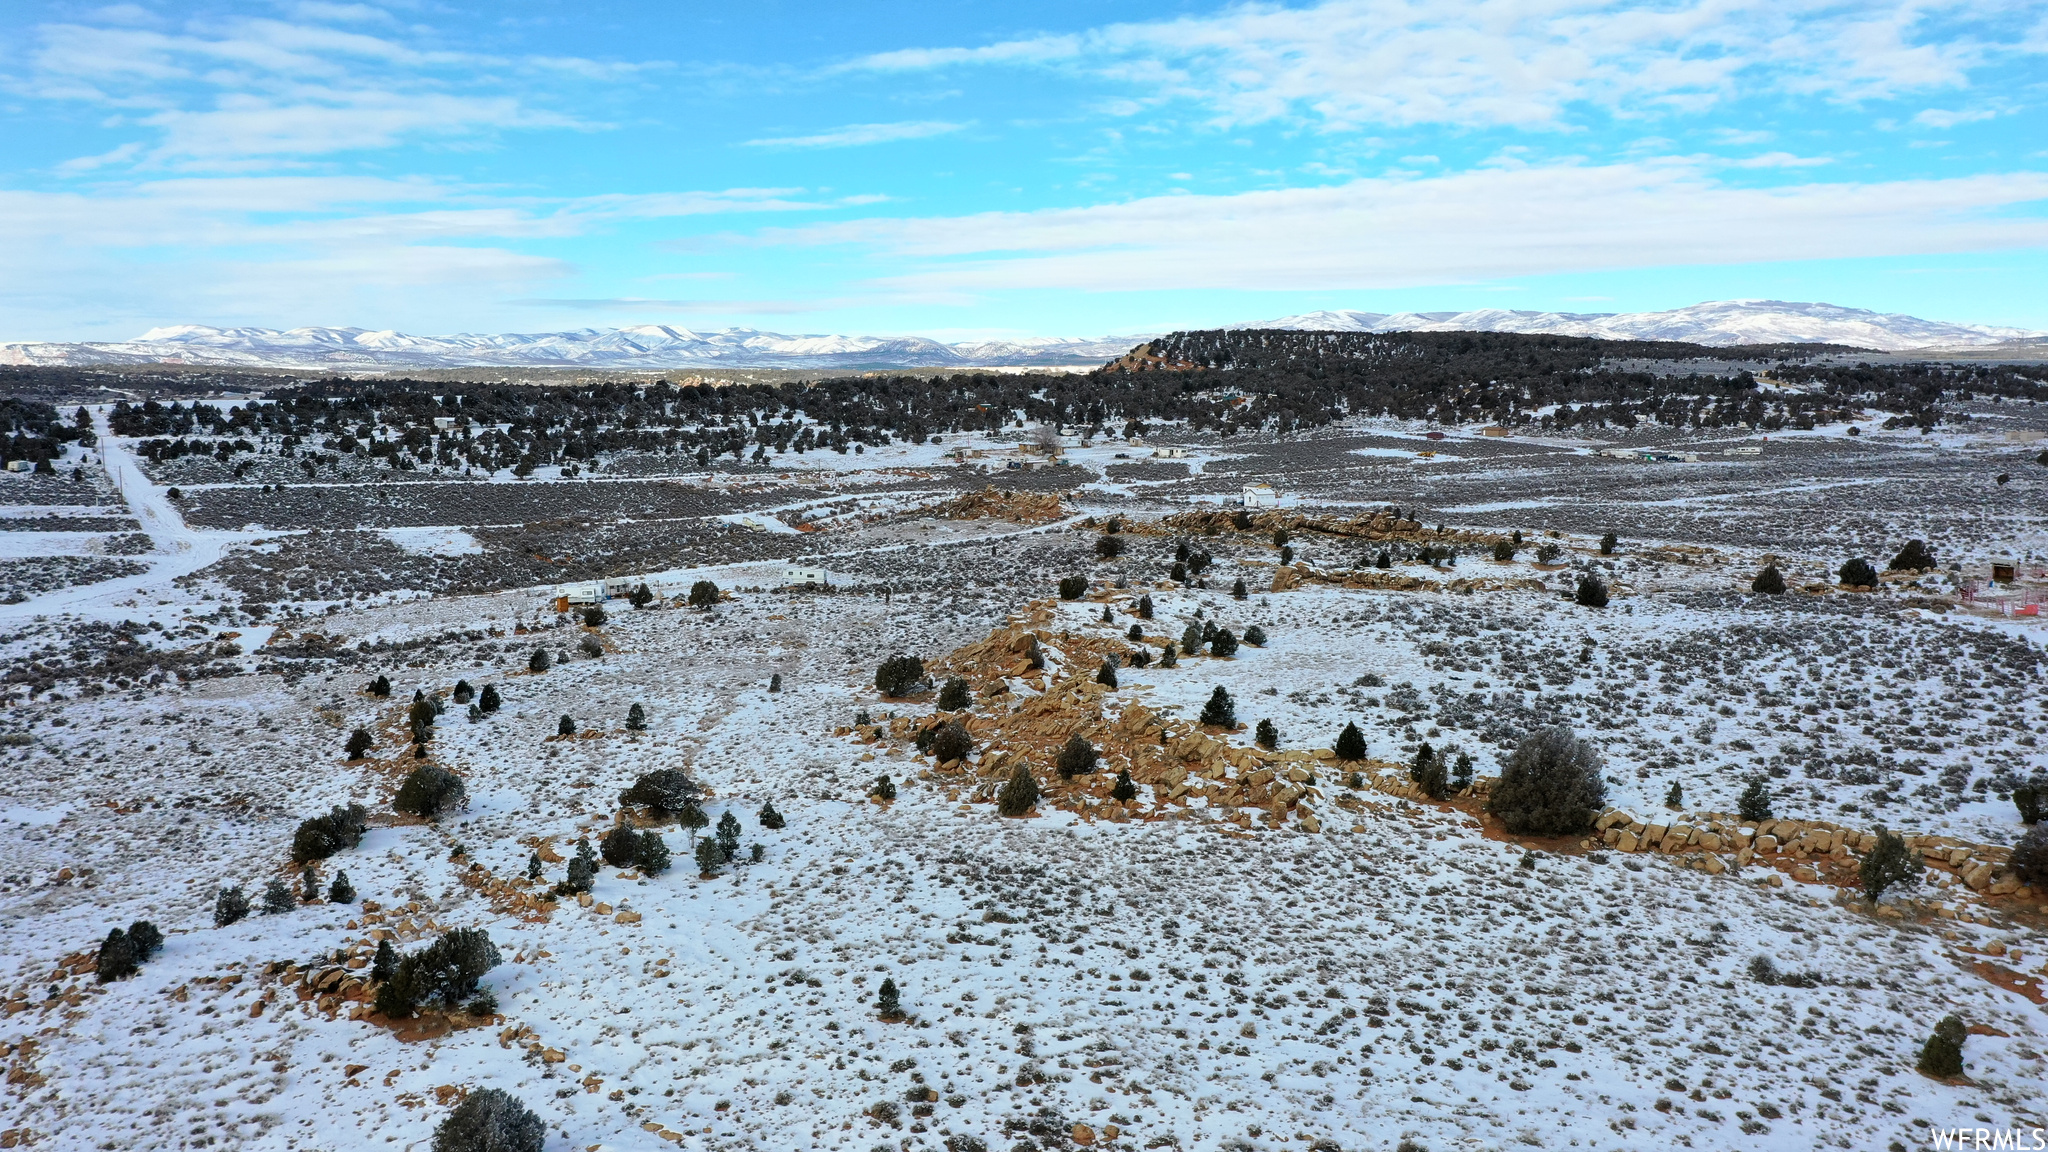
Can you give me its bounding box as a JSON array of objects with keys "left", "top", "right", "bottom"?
[
  {"left": 0, "top": 323, "right": 1144, "bottom": 372},
  {"left": 1239, "top": 299, "right": 2039, "bottom": 353},
  {"left": 0, "top": 300, "right": 2035, "bottom": 371}
]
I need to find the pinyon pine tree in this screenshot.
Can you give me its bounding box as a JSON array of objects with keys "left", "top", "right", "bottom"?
[
  {"left": 759, "top": 800, "right": 786, "bottom": 830},
  {"left": 433, "top": 1087, "right": 545, "bottom": 1152},
  {"left": 1334, "top": 722, "right": 1366, "bottom": 761},
  {"left": 1200, "top": 686, "right": 1236, "bottom": 728},
  {"left": 937, "top": 676, "right": 971, "bottom": 711},
  {"left": 1110, "top": 769, "right": 1137, "bottom": 803},
  {"left": 1738, "top": 780, "right": 1773, "bottom": 823},
  {"left": 997, "top": 762, "right": 1039, "bottom": 816},
  {"left": 1752, "top": 564, "right": 1787, "bottom": 595},
  {"left": 876, "top": 977, "right": 904, "bottom": 1020},
  {"left": 1861, "top": 828, "right": 1915, "bottom": 901},
  {"left": 328, "top": 870, "right": 354, "bottom": 903},
  {"left": 1917, "top": 1015, "right": 1967, "bottom": 1079},
  {"left": 214, "top": 885, "right": 250, "bottom": 927},
  {"left": 1056, "top": 734, "right": 1098, "bottom": 778}
]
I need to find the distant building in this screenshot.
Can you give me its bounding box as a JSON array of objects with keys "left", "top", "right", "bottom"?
[
  {"left": 1242, "top": 483, "right": 1298, "bottom": 509},
  {"left": 1992, "top": 560, "right": 2017, "bottom": 585},
  {"left": 554, "top": 581, "right": 603, "bottom": 610},
  {"left": 1151, "top": 447, "right": 1189, "bottom": 459},
  {"left": 2006, "top": 430, "right": 2045, "bottom": 444},
  {"left": 3, "top": 460, "right": 31, "bottom": 473},
  {"left": 1479, "top": 426, "right": 1512, "bottom": 437},
  {"left": 784, "top": 566, "right": 830, "bottom": 587}
]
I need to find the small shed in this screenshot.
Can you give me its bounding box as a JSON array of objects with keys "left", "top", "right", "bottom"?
[
  {"left": 1480, "top": 425, "right": 1513, "bottom": 437},
  {"left": 1992, "top": 559, "right": 2017, "bottom": 585},
  {"left": 784, "top": 566, "right": 830, "bottom": 587}
]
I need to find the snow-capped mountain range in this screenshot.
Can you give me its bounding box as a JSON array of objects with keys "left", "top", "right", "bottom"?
[
  {"left": 0, "top": 300, "right": 2035, "bottom": 372},
  {"left": 1240, "top": 299, "right": 2040, "bottom": 351}
]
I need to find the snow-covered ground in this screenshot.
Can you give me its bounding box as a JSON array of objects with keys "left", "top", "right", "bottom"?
[{"left": 0, "top": 413, "right": 2043, "bottom": 1152}]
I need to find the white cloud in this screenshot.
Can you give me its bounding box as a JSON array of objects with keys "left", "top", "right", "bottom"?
[
  {"left": 25, "top": 14, "right": 658, "bottom": 166},
  {"left": 758, "top": 162, "right": 2048, "bottom": 292},
  {"left": 1912, "top": 107, "right": 1999, "bottom": 128},
  {"left": 1731, "top": 151, "right": 1834, "bottom": 168},
  {"left": 847, "top": 0, "right": 2040, "bottom": 131},
  {"left": 744, "top": 120, "right": 968, "bottom": 149}
]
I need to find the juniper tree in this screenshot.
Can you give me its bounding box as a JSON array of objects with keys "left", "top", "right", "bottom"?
[
  {"left": 1280, "top": 545, "right": 1294, "bottom": 564},
  {"left": 1126, "top": 623, "right": 1144, "bottom": 642},
  {"left": 1158, "top": 641, "right": 1177, "bottom": 668},
  {"left": 759, "top": 800, "right": 786, "bottom": 830},
  {"left": 2009, "top": 825, "right": 2048, "bottom": 887},
  {"left": 452, "top": 680, "right": 474, "bottom": 704},
  {"left": 1487, "top": 726, "right": 1606, "bottom": 836},
  {"left": 1272, "top": 528, "right": 1290, "bottom": 547},
  {"left": 769, "top": 673, "right": 782, "bottom": 692},
  {"left": 1231, "top": 578, "right": 1248, "bottom": 600},
  {"left": 1181, "top": 621, "right": 1203, "bottom": 655},
  {"left": 1665, "top": 781, "right": 1684, "bottom": 809},
  {"left": 1176, "top": 541, "right": 1191, "bottom": 563},
  {"left": 635, "top": 831, "right": 672, "bottom": 875},
  {"left": 1096, "top": 659, "right": 1119, "bottom": 689},
  {"left": 1334, "top": 722, "right": 1366, "bottom": 761},
  {"left": 1210, "top": 628, "right": 1239, "bottom": 657},
  {"left": 620, "top": 768, "right": 701, "bottom": 815},
  {"left": 875, "top": 654, "right": 926, "bottom": 697},
  {"left": 1058, "top": 575, "right": 1087, "bottom": 600},
  {"left": 2014, "top": 784, "right": 2042, "bottom": 825},
  {"left": 214, "top": 884, "right": 250, "bottom": 927},
  {"left": 329, "top": 870, "right": 355, "bottom": 903},
  {"left": 1889, "top": 540, "right": 1937, "bottom": 572},
  {"left": 1576, "top": 574, "right": 1609, "bottom": 607},
  {"left": 601, "top": 819, "right": 639, "bottom": 868},
  {"left": 346, "top": 728, "right": 373, "bottom": 760},
  {"left": 292, "top": 802, "right": 368, "bottom": 863},
  {"left": 1839, "top": 557, "right": 1878, "bottom": 588},
  {"left": 301, "top": 866, "right": 322, "bottom": 902},
  {"left": 748, "top": 843, "right": 765, "bottom": 863},
  {"left": 1738, "top": 779, "right": 1773, "bottom": 823},
  {"left": 1450, "top": 751, "right": 1474, "bottom": 793},
  {"left": 1137, "top": 594, "right": 1153, "bottom": 619},
  {"left": 557, "top": 714, "right": 576, "bottom": 736},
  {"left": 1056, "top": 734, "right": 1098, "bottom": 778},
  {"left": 626, "top": 703, "right": 648, "bottom": 731},
  {"left": 96, "top": 928, "right": 138, "bottom": 983},
  {"left": 876, "top": 977, "right": 903, "bottom": 1020},
  {"left": 369, "top": 675, "right": 392, "bottom": 698},
  {"left": 525, "top": 852, "right": 544, "bottom": 881},
  {"left": 579, "top": 634, "right": 603, "bottom": 658},
  {"left": 871, "top": 774, "right": 897, "bottom": 802},
  {"left": 528, "top": 647, "right": 550, "bottom": 673},
  {"left": 1170, "top": 561, "right": 1188, "bottom": 583},
  {"left": 1410, "top": 743, "right": 1436, "bottom": 785},
  {"left": 394, "top": 763, "right": 466, "bottom": 820},
  {"left": 126, "top": 920, "right": 162, "bottom": 961},
  {"left": 1200, "top": 686, "right": 1236, "bottom": 728},
  {"left": 261, "top": 877, "right": 297, "bottom": 915},
  {"left": 1126, "top": 646, "right": 1151, "bottom": 668},
  {"left": 630, "top": 582, "right": 655, "bottom": 608},
  {"left": 434, "top": 1088, "right": 546, "bottom": 1152},
  {"left": 1095, "top": 534, "right": 1124, "bottom": 559},
  {"left": 1414, "top": 754, "right": 1448, "bottom": 800},
  {"left": 1752, "top": 564, "right": 1787, "bottom": 594},
  {"left": 1917, "top": 1015, "right": 1966, "bottom": 1079},
  {"left": 1599, "top": 533, "right": 1618, "bottom": 555},
  {"left": 1110, "top": 768, "right": 1137, "bottom": 803},
  {"left": 937, "top": 676, "right": 971, "bottom": 711},
  {"left": 582, "top": 605, "right": 606, "bottom": 628},
  {"left": 996, "top": 762, "right": 1039, "bottom": 816},
  {"left": 694, "top": 836, "right": 726, "bottom": 877},
  {"left": 1255, "top": 719, "right": 1278, "bottom": 750},
  {"left": 688, "top": 579, "right": 720, "bottom": 608},
  {"left": 715, "top": 811, "right": 742, "bottom": 859},
  {"left": 1242, "top": 624, "right": 1266, "bottom": 646},
  {"left": 1860, "top": 828, "right": 1915, "bottom": 901},
  {"left": 930, "top": 720, "right": 973, "bottom": 763},
  {"left": 1375, "top": 549, "right": 1392, "bottom": 569},
  {"left": 479, "top": 684, "right": 501, "bottom": 713}
]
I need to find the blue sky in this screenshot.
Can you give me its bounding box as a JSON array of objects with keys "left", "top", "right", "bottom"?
[{"left": 3, "top": 0, "right": 2045, "bottom": 342}]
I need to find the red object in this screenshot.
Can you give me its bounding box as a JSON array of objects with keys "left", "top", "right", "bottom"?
[{"left": 1424, "top": 432, "right": 1446, "bottom": 441}]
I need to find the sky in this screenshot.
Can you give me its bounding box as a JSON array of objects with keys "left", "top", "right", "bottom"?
[{"left": 2, "top": 0, "right": 2046, "bottom": 343}]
